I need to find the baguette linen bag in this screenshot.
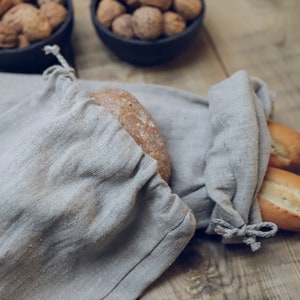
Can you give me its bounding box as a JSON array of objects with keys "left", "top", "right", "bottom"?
[{"left": 0, "top": 47, "right": 277, "bottom": 300}]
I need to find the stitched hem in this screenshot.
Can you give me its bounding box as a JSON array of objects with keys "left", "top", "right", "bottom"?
[{"left": 104, "top": 210, "right": 196, "bottom": 300}]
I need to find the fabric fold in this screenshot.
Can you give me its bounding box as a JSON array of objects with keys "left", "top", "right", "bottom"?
[
  {"left": 0, "top": 64, "right": 195, "bottom": 300},
  {"left": 204, "top": 71, "right": 277, "bottom": 247}
]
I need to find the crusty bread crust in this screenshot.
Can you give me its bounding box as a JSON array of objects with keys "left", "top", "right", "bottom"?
[
  {"left": 258, "top": 167, "right": 300, "bottom": 231},
  {"left": 91, "top": 87, "right": 171, "bottom": 182},
  {"left": 268, "top": 121, "right": 300, "bottom": 171}
]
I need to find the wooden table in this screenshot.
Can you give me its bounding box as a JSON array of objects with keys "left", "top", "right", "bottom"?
[{"left": 70, "top": 1, "right": 300, "bottom": 299}]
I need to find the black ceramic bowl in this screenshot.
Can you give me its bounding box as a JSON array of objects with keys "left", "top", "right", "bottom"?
[
  {"left": 90, "top": 0, "right": 205, "bottom": 66},
  {"left": 0, "top": 0, "right": 73, "bottom": 73}
]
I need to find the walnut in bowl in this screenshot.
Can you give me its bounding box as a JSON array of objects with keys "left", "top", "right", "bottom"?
[
  {"left": 90, "top": 0, "right": 205, "bottom": 66},
  {"left": 0, "top": 0, "right": 73, "bottom": 73}
]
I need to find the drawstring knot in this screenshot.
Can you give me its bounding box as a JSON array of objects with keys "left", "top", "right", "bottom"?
[
  {"left": 212, "top": 219, "right": 277, "bottom": 252},
  {"left": 44, "top": 45, "right": 73, "bottom": 72}
]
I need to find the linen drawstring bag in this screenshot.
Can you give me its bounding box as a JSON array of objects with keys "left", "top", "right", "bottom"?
[{"left": 0, "top": 46, "right": 277, "bottom": 300}]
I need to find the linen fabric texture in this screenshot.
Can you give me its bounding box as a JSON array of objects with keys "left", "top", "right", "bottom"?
[{"left": 0, "top": 63, "right": 277, "bottom": 300}]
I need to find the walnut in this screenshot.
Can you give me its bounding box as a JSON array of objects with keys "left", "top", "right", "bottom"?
[
  {"left": 40, "top": 2, "right": 67, "bottom": 29},
  {"left": 112, "top": 14, "right": 135, "bottom": 39},
  {"left": 0, "top": 20, "right": 18, "bottom": 48},
  {"left": 162, "top": 11, "right": 186, "bottom": 36},
  {"left": 139, "top": 0, "right": 172, "bottom": 12},
  {"left": 132, "top": 6, "right": 163, "bottom": 40},
  {"left": 17, "top": 33, "right": 30, "bottom": 48},
  {"left": 172, "top": 0, "right": 202, "bottom": 21},
  {"left": 1, "top": 4, "right": 24, "bottom": 33},
  {"left": 0, "top": 0, "right": 14, "bottom": 17},
  {"left": 96, "top": 0, "right": 126, "bottom": 28},
  {"left": 2, "top": 3, "right": 52, "bottom": 42}
]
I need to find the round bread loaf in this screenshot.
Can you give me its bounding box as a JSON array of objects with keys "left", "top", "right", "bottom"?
[
  {"left": 91, "top": 87, "right": 171, "bottom": 182},
  {"left": 258, "top": 167, "right": 300, "bottom": 231},
  {"left": 268, "top": 121, "right": 300, "bottom": 171}
]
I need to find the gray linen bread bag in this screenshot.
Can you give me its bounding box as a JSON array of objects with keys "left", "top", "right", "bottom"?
[{"left": 0, "top": 47, "right": 277, "bottom": 300}]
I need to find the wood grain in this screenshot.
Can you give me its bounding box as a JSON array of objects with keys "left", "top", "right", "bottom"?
[
  {"left": 142, "top": 230, "right": 300, "bottom": 300},
  {"left": 205, "top": 0, "right": 300, "bottom": 130},
  {"left": 70, "top": 0, "right": 300, "bottom": 299}
]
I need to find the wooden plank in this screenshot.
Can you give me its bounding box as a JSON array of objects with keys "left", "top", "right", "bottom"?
[
  {"left": 142, "top": 230, "right": 300, "bottom": 299},
  {"left": 205, "top": 0, "right": 300, "bottom": 129},
  {"left": 71, "top": 1, "right": 227, "bottom": 95}
]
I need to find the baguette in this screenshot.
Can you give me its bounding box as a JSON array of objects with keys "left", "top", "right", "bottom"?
[
  {"left": 91, "top": 87, "right": 171, "bottom": 182},
  {"left": 268, "top": 121, "right": 300, "bottom": 171},
  {"left": 258, "top": 167, "right": 300, "bottom": 231}
]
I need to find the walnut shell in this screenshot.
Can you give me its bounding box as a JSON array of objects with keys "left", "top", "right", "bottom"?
[
  {"left": 0, "top": 20, "right": 18, "bottom": 48},
  {"left": 162, "top": 11, "right": 186, "bottom": 36},
  {"left": 40, "top": 2, "right": 67, "bottom": 29},
  {"left": 2, "top": 3, "right": 52, "bottom": 41},
  {"left": 97, "top": 0, "right": 126, "bottom": 28},
  {"left": 139, "top": 0, "right": 172, "bottom": 12},
  {"left": 173, "top": 0, "right": 202, "bottom": 21},
  {"left": 1, "top": 3, "right": 25, "bottom": 33},
  {"left": 0, "top": 0, "right": 14, "bottom": 17},
  {"left": 132, "top": 6, "right": 163, "bottom": 40},
  {"left": 17, "top": 33, "right": 30, "bottom": 48},
  {"left": 112, "top": 14, "right": 135, "bottom": 39}
]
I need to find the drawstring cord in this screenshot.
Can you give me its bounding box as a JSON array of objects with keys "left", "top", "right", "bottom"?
[
  {"left": 212, "top": 219, "right": 278, "bottom": 252},
  {"left": 44, "top": 44, "right": 73, "bottom": 72}
]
